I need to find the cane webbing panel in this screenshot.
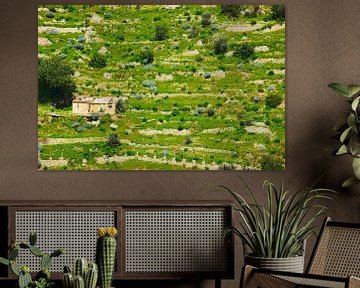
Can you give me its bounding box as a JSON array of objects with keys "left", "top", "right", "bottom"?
[
  {"left": 309, "top": 226, "right": 360, "bottom": 277},
  {"left": 277, "top": 275, "right": 345, "bottom": 288},
  {"left": 125, "top": 210, "right": 227, "bottom": 273},
  {"left": 15, "top": 211, "right": 115, "bottom": 272}
]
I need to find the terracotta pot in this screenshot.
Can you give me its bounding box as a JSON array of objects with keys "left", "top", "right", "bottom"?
[{"left": 245, "top": 254, "right": 305, "bottom": 273}]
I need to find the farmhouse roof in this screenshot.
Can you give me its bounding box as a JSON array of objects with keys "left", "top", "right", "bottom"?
[{"left": 73, "top": 97, "right": 116, "bottom": 104}]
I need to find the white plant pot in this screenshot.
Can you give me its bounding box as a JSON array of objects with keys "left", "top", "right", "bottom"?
[{"left": 245, "top": 254, "right": 305, "bottom": 273}]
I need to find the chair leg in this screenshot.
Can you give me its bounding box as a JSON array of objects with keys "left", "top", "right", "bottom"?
[
  {"left": 240, "top": 265, "right": 255, "bottom": 288},
  {"left": 349, "top": 276, "right": 360, "bottom": 288},
  {"left": 240, "top": 265, "right": 296, "bottom": 288}
]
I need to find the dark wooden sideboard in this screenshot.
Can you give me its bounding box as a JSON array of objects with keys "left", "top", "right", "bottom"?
[{"left": 0, "top": 201, "right": 234, "bottom": 288}]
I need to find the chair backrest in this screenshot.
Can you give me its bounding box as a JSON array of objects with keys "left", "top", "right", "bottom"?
[{"left": 307, "top": 217, "right": 360, "bottom": 277}]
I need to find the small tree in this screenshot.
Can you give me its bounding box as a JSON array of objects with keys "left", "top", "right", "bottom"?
[
  {"left": 38, "top": 57, "right": 76, "bottom": 108},
  {"left": 201, "top": 11, "right": 211, "bottom": 27},
  {"left": 220, "top": 5, "right": 242, "bottom": 18},
  {"left": 271, "top": 5, "right": 285, "bottom": 22},
  {"left": 89, "top": 53, "right": 107, "bottom": 68},
  {"left": 233, "top": 44, "right": 255, "bottom": 60},
  {"left": 107, "top": 133, "right": 120, "bottom": 147},
  {"left": 154, "top": 25, "right": 168, "bottom": 41},
  {"left": 214, "top": 37, "right": 228, "bottom": 55},
  {"left": 139, "top": 49, "right": 154, "bottom": 65},
  {"left": 116, "top": 99, "right": 126, "bottom": 113}
]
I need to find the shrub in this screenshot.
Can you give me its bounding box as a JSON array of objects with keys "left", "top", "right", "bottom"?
[
  {"left": 265, "top": 93, "right": 283, "bottom": 108},
  {"left": 116, "top": 99, "right": 126, "bottom": 113},
  {"left": 185, "top": 136, "right": 192, "bottom": 145},
  {"left": 89, "top": 112, "right": 100, "bottom": 121},
  {"left": 154, "top": 25, "right": 168, "bottom": 41},
  {"left": 201, "top": 11, "right": 211, "bottom": 27},
  {"left": 46, "top": 11, "right": 55, "bottom": 18},
  {"left": 89, "top": 53, "right": 107, "bottom": 68},
  {"left": 260, "top": 155, "right": 283, "bottom": 170},
  {"left": 142, "top": 80, "right": 157, "bottom": 88},
  {"left": 218, "top": 163, "right": 236, "bottom": 170},
  {"left": 107, "top": 133, "right": 120, "bottom": 147},
  {"left": 206, "top": 107, "right": 215, "bottom": 117},
  {"left": 189, "top": 27, "right": 200, "bottom": 38},
  {"left": 139, "top": 49, "right": 154, "bottom": 65},
  {"left": 77, "top": 35, "right": 86, "bottom": 43},
  {"left": 271, "top": 5, "right": 285, "bottom": 22},
  {"left": 74, "top": 43, "right": 84, "bottom": 50},
  {"left": 104, "top": 12, "right": 112, "bottom": 19},
  {"left": 204, "top": 72, "right": 211, "bottom": 79},
  {"left": 233, "top": 44, "right": 255, "bottom": 60},
  {"left": 214, "top": 37, "right": 228, "bottom": 55},
  {"left": 220, "top": 5, "right": 241, "bottom": 18},
  {"left": 38, "top": 57, "right": 76, "bottom": 108}
]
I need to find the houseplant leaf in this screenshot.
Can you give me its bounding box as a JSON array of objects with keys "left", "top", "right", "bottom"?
[
  {"left": 336, "top": 145, "right": 348, "bottom": 155},
  {"left": 342, "top": 177, "right": 360, "bottom": 188},
  {"left": 351, "top": 96, "right": 360, "bottom": 111},
  {"left": 352, "top": 157, "right": 360, "bottom": 179},
  {"left": 328, "top": 83, "right": 352, "bottom": 97},
  {"left": 340, "top": 127, "right": 352, "bottom": 143},
  {"left": 328, "top": 83, "right": 360, "bottom": 97}
]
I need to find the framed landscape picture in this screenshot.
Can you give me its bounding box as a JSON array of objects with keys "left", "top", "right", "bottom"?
[{"left": 37, "top": 5, "right": 285, "bottom": 170}]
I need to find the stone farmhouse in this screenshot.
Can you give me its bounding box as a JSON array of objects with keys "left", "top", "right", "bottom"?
[{"left": 72, "top": 97, "right": 119, "bottom": 115}]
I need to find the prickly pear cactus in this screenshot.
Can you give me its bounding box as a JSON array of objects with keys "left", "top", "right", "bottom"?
[
  {"left": 18, "top": 267, "right": 31, "bottom": 288},
  {"left": 0, "top": 232, "right": 63, "bottom": 288},
  {"left": 40, "top": 253, "right": 52, "bottom": 270},
  {"left": 96, "top": 227, "right": 118, "bottom": 288}
]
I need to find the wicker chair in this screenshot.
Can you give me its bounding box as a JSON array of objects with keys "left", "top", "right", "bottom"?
[{"left": 241, "top": 217, "right": 360, "bottom": 288}]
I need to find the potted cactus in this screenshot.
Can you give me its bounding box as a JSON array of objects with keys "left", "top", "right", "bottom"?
[
  {"left": 0, "top": 232, "right": 63, "bottom": 288},
  {"left": 62, "top": 258, "right": 98, "bottom": 288},
  {"left": 96, "top": 227, "right": 118, "bottom": 288}
]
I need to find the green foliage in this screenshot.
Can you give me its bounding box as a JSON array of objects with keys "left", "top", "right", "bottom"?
[
  {"left": 0, "top": 233, "right": 63, "bottom": 288},
  {"left": 222, "top": 179, "right": 334, "bottom": 258},
  {"left": 107, "top": 133, "right": 120, "bottom": 147},
  {"left": 38, "top": 5, "right": 285, "bottom": 171},
  {"left": 46, "top": 11, "right": 55, "bottom": 18},
  {"left": 265, "top": 93, "right": 283, "bottom": 108},
  {"left": 116, "top": 99, "right": 126, "bottom": 113},
  {"left": 201, "top": 11, "right": 211, "bottom": 27},
  {"left": 89, "top": 53, "right": 107, "bottom": 68},
  {"left": 271, "top": 5, "right": 285, "bottom": 22},
  {"left": 38, "top": 57, "right": 76, "bottom": 108},
  {"left": 189, "top": 26, "right": 200, "bottom": 38},
  {"left": 154, "top": 25, "right": 168, "bottom": 41},
  {"left": 260, "top": 154, "right": 283, "bottom": 170},
  {"left": 220, "top": 5, "right": 241, "bottom": 18},
  {"left": 214, "top": 37, "right": 228, "bottom": 55},
  {"left": 139, "top": 49, "right": 154, "bottom": 65},
  {"left": 328, "top": 82, "right": 360, "bottom": 187},
  {"left": 233, "top": 44, "right": 255, "bottom": 60}
]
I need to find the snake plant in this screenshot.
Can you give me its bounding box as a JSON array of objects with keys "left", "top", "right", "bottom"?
[
  {"left": 222, "top": 179, "right": 334, "bottom": 258},
  {"left": 328, "top": 83, "right": 360, "bottom": 187}
]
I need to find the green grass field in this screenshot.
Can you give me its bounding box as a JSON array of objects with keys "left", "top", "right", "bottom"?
[{"left": 38, "top": 5, "right": 285, "bottom": 170}]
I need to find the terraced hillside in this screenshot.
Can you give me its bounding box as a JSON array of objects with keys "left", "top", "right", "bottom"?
[{"left": 38, "top": 5, "right": 285, "bottom": 170}]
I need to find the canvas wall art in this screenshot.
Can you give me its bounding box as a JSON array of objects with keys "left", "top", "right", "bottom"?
[{"left": 37, "top": 5, "right": 285, "bottom": 170}]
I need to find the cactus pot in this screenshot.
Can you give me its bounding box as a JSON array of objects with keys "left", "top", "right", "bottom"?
[{"left": 245, "top": 254, "right": 304, "bottom": 273}]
